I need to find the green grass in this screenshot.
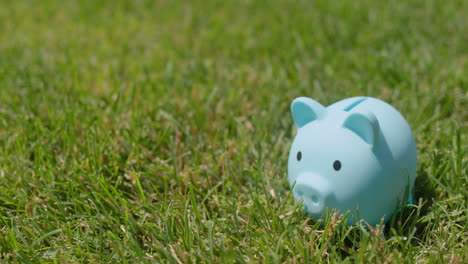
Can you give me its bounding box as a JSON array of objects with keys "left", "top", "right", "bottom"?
[{"left": 0, "top": 0, "right": 466, "bottom": 262}]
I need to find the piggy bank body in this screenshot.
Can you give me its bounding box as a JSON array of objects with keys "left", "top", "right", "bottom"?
[{"left": 288, "top": 97, "right": 417, "bottom": 225}]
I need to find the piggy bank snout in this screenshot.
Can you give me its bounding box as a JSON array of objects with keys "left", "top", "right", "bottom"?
[{"left": 293, "top": 173, "right": 331, "bottom": 215}]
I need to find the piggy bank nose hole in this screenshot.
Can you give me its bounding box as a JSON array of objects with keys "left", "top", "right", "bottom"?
[{"left": 311, "top": 195, "right": 319, "bottom": 204}]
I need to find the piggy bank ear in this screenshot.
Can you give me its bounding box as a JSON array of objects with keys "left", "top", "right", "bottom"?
[
  {"left": 343, "top": 112, "right": 380, "bottom": 146},
  {"left": 291, "top": 97, "right": 325, "bottom": 128}
]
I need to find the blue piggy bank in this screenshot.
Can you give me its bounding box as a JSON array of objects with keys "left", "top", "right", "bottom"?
[{"left": 288, "top": 97, "right": 417, "bottom": 225}]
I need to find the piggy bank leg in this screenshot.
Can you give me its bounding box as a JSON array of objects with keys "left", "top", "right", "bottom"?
[{"left": 407, "top": 192, "right": 414, "bottom": 205}]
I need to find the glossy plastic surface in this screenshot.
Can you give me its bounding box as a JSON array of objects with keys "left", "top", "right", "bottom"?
[{"left": 288, "top": 97, "right": 417, "bottom": 225}]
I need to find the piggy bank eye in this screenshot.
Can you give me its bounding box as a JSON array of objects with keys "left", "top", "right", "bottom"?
[
  {"left": 297, "top": 151, "right": 302, "bottom": 161},
  {"left": 333, "top": 160, "right": 341, "bottom": 171}
]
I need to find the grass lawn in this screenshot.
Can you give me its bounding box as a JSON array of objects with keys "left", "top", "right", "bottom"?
[{"left": 0, "top": 0, "right": 466, "bottom": 262}]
